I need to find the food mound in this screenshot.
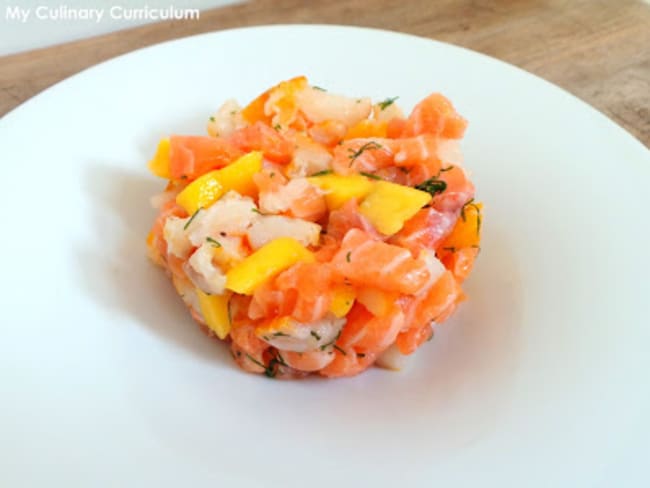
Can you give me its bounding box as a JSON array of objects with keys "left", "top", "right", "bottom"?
[{"left": 146, "top": 77, "right": 482, "bottom": 379}]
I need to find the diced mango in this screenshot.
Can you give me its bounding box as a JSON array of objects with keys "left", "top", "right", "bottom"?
[
  {"left": 344, "top": 120, "right": 388, "bottom": 140},
  {"left": 439, "top": 201, "right": 483, "bottom": 250},
  {"left": 175, "top": 170, "right": 224, "bottom": 215},
  {"left": 211, "top": 151, "right": 263, "bottom": 197},
  {"left": 307, "top": 174, "right": 374, "bottom": 210},
  {"left": 226, "top": 238, "right": 315, "bottom": 295},
  {"left": 148, "top": 138, "right": 171, "bottom": 178},
  {"left": 196, "top": 289, "right": 231, "bottom": 340},
  {"left": 356, "top": 288, "right": 399, "bottom": 317},
  {"left": 359, "top": 181, "right": 432, "bottom": 235},
  {"left": 330, "top": 285, "right": 356, "bottom": 318},
  {"left": 175, "top": 151, "right": 263, "bottom": 215}
]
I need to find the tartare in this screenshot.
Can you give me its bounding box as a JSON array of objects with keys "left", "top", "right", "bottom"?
[{"left": 146, "top": 77, "right": 482, "bottom": 378}]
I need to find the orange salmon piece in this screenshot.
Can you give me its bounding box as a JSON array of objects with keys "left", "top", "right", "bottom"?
[
  {"left": 440, "top": 247, "right": 480, "bottom": 282},
  {"left": 395, "top": 323, "right": 434, "bottom": 355},
  {"left": 275, "top": 262, "right": 334, "bottom": 323},
  {"left": 430, "top": 165, "right": 475, "bottom": 212},
  {"left": 169, "top": 135, "right": 243, "bottom": 181},
  {"left": 338, "top": 302, "right": 405, "bottom": 353},
  {"left": 319, "top": 347, "right": 376, "bottom": 378},
  {"left": 326, "top": 199, "right": 381, "bottom": 241},
  {"left": 229, "top": 121, "right": 293, "bottom": 164},
  {"left": 390, "top": 207, "right": 457, "bottom": 256},
  {"left": 331, "top": 228, "right": 430, "bottom": 295},
  {"left": 401, "top": 93, "right": 467, "bottom": 139},
  {"left": 230, "top": 320, "right": 269, "bottom": 374}
]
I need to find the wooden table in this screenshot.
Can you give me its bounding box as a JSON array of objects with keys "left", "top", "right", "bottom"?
[{"left": 2, "top": 0, "right": 649, "bottom": 146}]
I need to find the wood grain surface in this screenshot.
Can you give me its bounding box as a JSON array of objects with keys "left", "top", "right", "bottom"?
[{"left": 1, "top": 0, "right": 649, "bottom": 146}]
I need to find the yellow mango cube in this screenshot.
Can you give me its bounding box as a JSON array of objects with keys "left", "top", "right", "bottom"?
[
  {"left": 344, "top": 120, "right": 387, "bottom": 140},
  {"left": 175, "top": 170, "right": 224, "bottom": 215},
  {"left": 307, "top": 174, "right": 374, "bottom": 210},
  {"left": 211, "top": 151, "right": 262, "bottom": 197},
  {"left": 175, "top": 151, "right": 263, "bottom": 215},
  {"left": 196, "top": 289, "right": 231, "bottom": 339},
  {"left": 226, "top": 238, "right": 314, "bottom": 295},
  {"left": 440, "top": 201, "right": 483, "bottom": 250},
  {"left": 359, "top": 181, "right": 431, "bottom": 235},
  {"left": 329, "top": 285, "right": 356, "bottom": 318},
  {"left": 148, "top": 138, "right": 171, "bottom": 178},
  {"left": 356, "top": 288, "right": 398, "bottom": 317}
]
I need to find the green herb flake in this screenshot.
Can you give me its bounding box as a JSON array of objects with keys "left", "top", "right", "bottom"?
[
  {"left": 273, "top": 124, "right": 282, "bottom": 131},
  {"left": 251, "top": 208, "right": 262, "bottom": 214},
  {"left": 333, "top": 344, "right": 347, "bottom": 355},
  {"left": 206, "top": 237, "right": 222, "bottom": 248},
  {"left": 311, "top": 169, "right": 333, "bottom": 177},
  {"left": 183, "top": 207, "right": 202, "bottom": 230},
  {"left": 359, "top": 171, "right": 381, "bottom": 180},
  {"left": 209, "top": 116, "right": 215, "bottom": 122},
  {"left": 346, "top": 251, "right": 352, "bottom": 263},
  {"left": 378, "top": 96, "right": 399, "bottom": 110},
  {"left": 270, "top": 172, "right": 275, "bottom": 178},
  {"left": 310, "top": 330, "right": 322, "bottom": 341},
  {"left": 414, "top": 177, "right": 447, "bottom": 197},
  {"left": 440, "top": 165, "right": 454, "bottom": 172},
  {"left": 348, "top": 141, "right": 383, "bottom": 166},
  {"left": 312, "top": 86, "right": 327, "bottom": 91},
  {"left": 272, "top": 331, "right": 290, "bottom": 337}
]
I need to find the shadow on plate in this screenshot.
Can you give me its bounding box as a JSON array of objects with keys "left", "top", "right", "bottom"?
[{"left": 76, "top": 162, "right": 234, "bottom": 366}]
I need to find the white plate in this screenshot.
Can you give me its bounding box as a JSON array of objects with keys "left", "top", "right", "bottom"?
[{"left": 1, "top": 25, "right": 649, "bottom": 487}]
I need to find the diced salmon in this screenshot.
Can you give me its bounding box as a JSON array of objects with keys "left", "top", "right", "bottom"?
[
  {"left": 275, "top": 262, "right": 334, "bottom": 323},
  {"left": 430, "top": 165, "right": 475, "bottom": 212},
  {"left": 440, "top": 247, "right": 480, "bottom": 282},
  {"left": 169, "top": 135, "right": 243, "bottom": 180},
  {"left": 401, "top": 270, "right": 461, "bottom": 335},
  {"left": 331, "top": 229, "right": 430, "bottom": 294},
  {"left": 338, "top": 302, "right": 404, "bottom": 353},
  {"left": 390, "top": 207, "right": 458, "bottom": 256},
  {"left": 395, "top": 323, "right": 434, "bottom": 355},
  {"left": 228, "top": 122, "right": 293, "bottom": 164},
  {"left": 319, "top": 347, "right": 376, "bottom": 378},
  {"left": 326, "top": 199, "right": 381, "bottom": 241},
  {"left": 401, "top": 93, "right": 467, "bottom": 139},
  {"left": 230, "top": 320, "right": 269, "bottom": 374},
  {"left": 331, "top": 138, "right": 393, "bottom": 175}
]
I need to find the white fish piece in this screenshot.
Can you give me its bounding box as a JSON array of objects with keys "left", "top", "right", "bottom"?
[
  {"left": 163, "top": 216, "right": 193, "bottom": 259},
  {"left": 247, "top": 215, "right": 321, "bottom": 250},
  {"left": 207, "top": 99, "right": 246, "bottom": 138},
  {"left": 258, "top": 177, "right": 321, "bottom": 214},
  {"left": 436, "top": 138, "right": 464, "bottom": 166},
  {"left": 184, "top": 242, "right": 227, "bottom": 295},
  {"left": 187, "top": 191, "right": 258, "bottom": 245},
  {"left": 416, "top": 249, "right": 446, "bottom": 298},
  {"left": 376, "top": 343, "right": 412, "bottom": 371},
  {"left": 372, "top": 99, "right": 404, "bottom": 122},
  {"left": 296, "top": 87, "right": 372, "bottom": 126},
  {"left": 288, "top": 136, "right": 332, "bottom": 177},
  {"left": 259, "top": 315, "right": 346, "bottom": 353}
]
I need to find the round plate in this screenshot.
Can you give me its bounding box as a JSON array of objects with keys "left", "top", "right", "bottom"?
[{"left": 1, "top": 25, "right": 648, "bottom": 487}]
